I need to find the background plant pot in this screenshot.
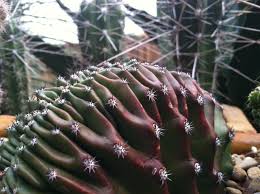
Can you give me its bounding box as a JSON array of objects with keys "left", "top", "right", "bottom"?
[
  {"left": 0, "top": 115, "right": 15, "bottom": 137},
  {"left": 231, "top": 133, "right": 260, "bottom": 154},
  {"left": 222, "top": 104, "right": 257, "bottom": 134}
]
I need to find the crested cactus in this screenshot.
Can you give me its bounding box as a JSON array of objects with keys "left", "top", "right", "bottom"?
[
  {"left": 248, "top": 86, "right": 260, "bottom": 131},
  {"left": 56, "top": 0, "right": 124, "bottom": 64},
  {"left": 125, "top": 0, "right": 258, "bottom": 92},
  {"left": 0, "top": 60, "right": 233, "bottom": 194}
]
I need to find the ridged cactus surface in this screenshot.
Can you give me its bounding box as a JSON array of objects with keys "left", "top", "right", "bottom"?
[{"left": 0, "top": 60, "right": 233, "bottom": 194}]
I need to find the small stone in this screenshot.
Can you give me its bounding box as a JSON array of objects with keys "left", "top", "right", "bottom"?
[
  {"left": 232, "top": 154, "right": 244, "bottom": 166},
  {"left": 225, "top": 187, "right": 242, "bottom": 194},
  {"left": 247, "top": 167, "right": 260, "bottom": 180},
  {"left": 247, "top": 178, "right": 260, "bottom": 192},
  {"left": 232, "top": 166, "right": 247, "bottom": 182},
  {"left": 225, "top": 180, "right": 244, "bottom": 190},
  {"left": 237, "top": 157, "right": 258, "bottom": 170},
  {"left": 252, "top": 146, "right": 258, "bottom": 154}
]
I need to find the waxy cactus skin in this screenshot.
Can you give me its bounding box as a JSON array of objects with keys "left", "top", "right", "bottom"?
[{"left": 0, "top": 60, "right": 233, "bottom": 194}]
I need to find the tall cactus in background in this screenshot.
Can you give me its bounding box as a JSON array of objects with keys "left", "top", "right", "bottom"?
[
  {"left": 0, "top": 60, "right": 233, "bottom": 194},
  {"left": 125, "top": 0, "right": 259, "bottom": 92},
  {"left": 0, "top": 22, "right": 55, "bottom": 115},
  {"left": 0, "top": 24, "right": 32, "bottom": 114},
  {"left": 56, "top": 0, "right": 124, "bottom": 64}
]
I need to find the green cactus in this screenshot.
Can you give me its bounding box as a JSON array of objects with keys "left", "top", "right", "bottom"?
[
  {"left": 56, "top": 0, "right": 124, "bottom": 64},
  {"left": 125, "top": 0, "right": 257, "bottom": 92},
  {"left": 0, "top": 23, "right": 32, "bottom": 114},
  {"left": 0, "top": 22, "right": 55, "bottom": 114},
  {"left": 0, "top": 60, "right": 233, "bottom": 194},
  {"left": 248, "top": 86, "right": 260, "bottom": 131}
]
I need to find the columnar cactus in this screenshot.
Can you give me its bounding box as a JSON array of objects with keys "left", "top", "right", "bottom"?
[
  {"left": 0, "top": 24, "right": 55, "bottom": 114},
  {"left": 0, "top": 60, "right": 233, "bottom": 194},
  {"left": 0, "top": 24, "right": 32, "bottom": 114},
  {"left": 56, "top": 0, "right": 124, "bottom": 64},
  {"left": 248, "top": 86, "right": 260, "bottom": 130},
  {"left": 125, "top": 0, "right": 257, "bottom": 92},
  {"left": 0, "top": 0, "right": 55, "bottom": 114}
]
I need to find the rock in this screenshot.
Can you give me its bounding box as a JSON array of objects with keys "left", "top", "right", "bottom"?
[
  {"left": 247, "top": 178, "right": 260, "bottom": 192},
  {"left": 0, "top": 115, "right": 15, "bottom": 137},
  {"left": 232, "top": 166, "right": 247, "bottom": 182},
  {"left": 225, "top": 187, "right": 242, "bottom": 194},
  {"left": 222, "top": 104, "right": 257, "bottom": 134},
  {"left": 225, "top": 180, "right": 244, "bottom": 190},
  {"left": 231, "top": 133, "right": 260, "bottom": 154},
  {"left": 248, "top": 167, "right": 260, "bottom": 180},
  {"left": 232, "top": 154, "right": 244, "bottom": 166},
  {"left": 237, "top": 157, "right": 259, "bottom": 170}
]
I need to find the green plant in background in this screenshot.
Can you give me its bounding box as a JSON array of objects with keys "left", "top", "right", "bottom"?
[
  {"left": 0, "top": 23, "right": 30, "bottom": 114},
  {"left": 125, "top": 0, "right": 259, "bottom": 93},
  {"left": 248, "top": 86, "right": 260, "bottom": 131},
  {"left": 0, "top": 60, "right": 233, "bottom": 194},
  {"left": 0, "top": 21, "right": 55, "bottom": 115},
  {"left": 56, "top": 0, "right": 125, "bottom": 64}
]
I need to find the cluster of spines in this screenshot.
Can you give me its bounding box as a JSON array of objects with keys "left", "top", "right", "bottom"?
[{"left": 0, "top": 59, "right": 233, "bottom": 194}]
